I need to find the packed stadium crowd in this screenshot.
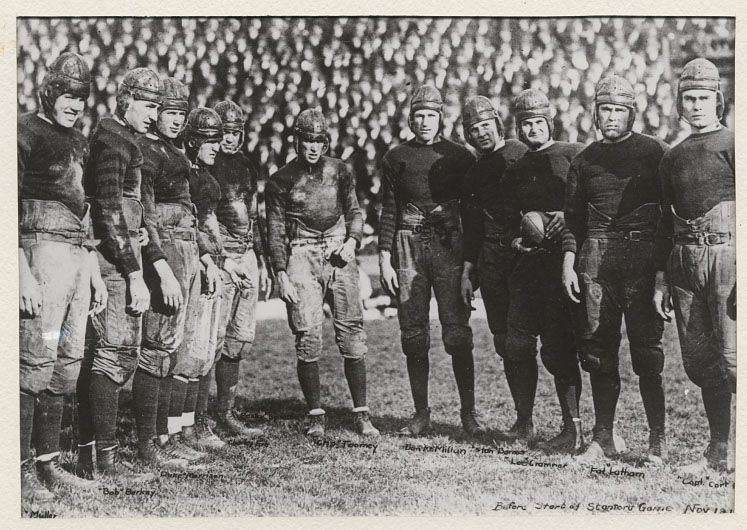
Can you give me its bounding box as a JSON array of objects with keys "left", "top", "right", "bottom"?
[{"left": 17, "top": 17, "right": 735, "bottom": 237}]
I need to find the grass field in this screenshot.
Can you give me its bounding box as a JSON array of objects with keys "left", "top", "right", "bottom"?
[{"left": 30, "top": 315, "right": 734, "bottom": 517}]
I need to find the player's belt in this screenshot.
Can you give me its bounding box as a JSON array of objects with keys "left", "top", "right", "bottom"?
[
  {"left": 19, "top": 230, "right": 87, "bottom": 247},
  {"left": 290, "top": 235, "right": 345, "bottom": 248},
  {"left": 674, "top": 232, "right": 732, "bottom": 246},
  {"left": 158, "top": 227, "right": 197, "bottom": 242},
  {"left": 585, "top": 229, "right": 655, "bottom": 242},
  {"left": 211, "top": 254, "right": 227, "bottom": 268}
]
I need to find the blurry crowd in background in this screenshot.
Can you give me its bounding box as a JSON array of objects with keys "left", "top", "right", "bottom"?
[{"left": 17, "top": 17, "right": 735, "bottom": 247}]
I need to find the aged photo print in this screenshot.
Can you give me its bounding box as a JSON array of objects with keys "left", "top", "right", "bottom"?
[{"left": 12, "top": 10, "right": 737, "bottom": 519}]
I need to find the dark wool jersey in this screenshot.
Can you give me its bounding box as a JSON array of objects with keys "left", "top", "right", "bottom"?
[
  {"left": 562, "top": 133, "right": 669, "bottom": 254},
  {"left": 266, "top": 155, "right": 363, "bottom": 272},
  {"left": 378, "top": 138, "right": 476, "bottom": 252},
  {"left": 138, "top": 133, "right": 194, "bottom": 264},
  {"left": 461, "top": 139, "right": 528, "bottom": 263},
  {"left": 18, "top": 113, "right": 89, "bottom": 220},
  {"left": 502, "top": 141, "right": 585, "bottom": 240},
  {"left": 655, "top": 126, "right": 735, "bottom": 271},
  {"left": 212, "top": 150, "right": 263, "bottom": 254},
  {"left": 189, "top": 164, "right": 223, "bottom": 257},
  {"left": 84, "top": 117, "right": 144, "bottom": 275}
]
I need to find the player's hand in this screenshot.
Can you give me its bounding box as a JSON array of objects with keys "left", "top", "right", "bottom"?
[
  {"left": 511, "top": 237, "right": 536, "bottom": 254},
  {"left": 224, "top": 257, "right": 253, "bottom": 290},
  {"left": 653, "top": 271, "right": 672, "bottom": 322},
  {"left": 562, "top": 265, "right": 581, "bottom": 304},
  {"left": 461, "top": 272, "right": 475, "bottom": 310},
  {"left": 258, "top": 262, "right": 272, "bottom": 299},
  {"left": 277, "top": 271, "right": 299, "bottom": 304},
  {"left": 337, "top": 238, "right": 357, "bottom": 264},
  {"left": 154, "top": 260, "right": 183, "bottom": 312},
  {"left": 545, "top": 211, "right": 565, "bottom": 240},
  {"left": 19, "top": 254, "right": 42, "bottom": 318},
  {"left": 89, "top": 268, "right": 108, "bottom": 316},
  {"left": 126, "top": 271, "right": 151, "bottom": 315},
  {"left": 379, "top": 251, "right": 399, "bottom": 297},
  {"left": 202, "top": 259, "right": 222, "bottom": 298},
  {"left": 138, "top": 228, "right": 150, "bottom": 247}
]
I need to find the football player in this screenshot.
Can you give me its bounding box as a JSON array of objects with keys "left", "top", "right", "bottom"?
[
  {"left": 266, "top": 108, "right": 378, "bottom": 438},
  {"left": 378, "top": 86, "right": 480, "bottom": 436},
  {"left": 501, "top": 89, "right": 585, "bottom": 452},
  {"left": 562, "top": 76, "right": 669, "bottom": 464},
  {"left": 77, "top": 67, "right": 161, "bottom": 481},
  {"left": 19, "top": 52, "right": 106, "bottom": 504},
  {"left": 652, "top": 59, "right": 735, "bottom": 474},
  {"left": 204, "top": 100, "right": 271, "bottom": 438},
  {"left": 459, "top": 95, "right": 527, "bottom": 428}
]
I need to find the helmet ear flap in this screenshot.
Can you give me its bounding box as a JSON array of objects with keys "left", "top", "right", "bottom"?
[{"left": 717, "top": 90, "right": 725, "bottom": 119}]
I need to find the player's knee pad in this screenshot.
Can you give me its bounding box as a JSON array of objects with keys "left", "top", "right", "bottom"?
[
  {"left": 339, "top": 333, "right": 368, "bottom": 360},
  {"left": 493, "top": 333, "right": 507, "bottom": 358},
  {"left": 505, "top": 328, "right": 537, "bottom": 362},
  {"left": 401, "top": 327, "right": 430, "bottom": 358},
  {"left": 443, "top": 326, "right": 473, "bottom": 357},
  {"left": 47, "top": 362, "right": 82, "bottom": 396},
  {"left": 682, "top": 355, "right": 726, "bottom": 390},
  {"left": 224, "top": 338, "right": 253, "bottom": 360},
  {"left": 91, "top": 346, "right": 139, "bottom": 386},
  {"left": 630, "top": 349, "right": 664, "bottom": 378},
  {"left": 138, "top": 347, "right": 172, "bottom": 379}
]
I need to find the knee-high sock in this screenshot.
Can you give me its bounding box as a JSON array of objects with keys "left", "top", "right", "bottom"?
[
  {"left": 702, "top": 385, "right": 731, "bottom": 443},
  {"left": 215, "top": 357, "right": 240, "bottom": 413},
  {"left": 555, "top": 366, "right": 581, "bottom": 426},
  {"left": 132, "top": 368, "right": 160, "bottom": 444},
  {"left": 590, "top": 371, "right": 620, "bottom": 433},
  {"left": 196, "top": 367, "right": 213, "bottom": 415},
  {"left": 167, "top": 376, "right": 189, "bottom": 435},
  {"left": 76, "top": 363, "right": 95, "bottom": 444},
  {"left": 639, "top": 373, "right": 665, "bottom": 434},
  {"left": 182, "top": 379, "right": 200, "bottom": 427},
  {"left": 20, "top": 392, "right": 35, "bottom": 462},
  {"left": 33, "top": 391, "right": 65, "bottom": 458},
  {"left": 406, "top": 355, "right": 430, "bottom": 411},
  {"left": 503, "top": 358, "right": 537, "bottom": 421},
  {"left": 296, "top": 360, "right": 321, "bottom": 411},
  {"left": 156, "top": 376, "right": 172, "bottom": 437},
  {"left": 343, "top": 358, "right": 367, "bottom": 409},
  {"left": 89, "top": 373, "right": 120, "bottom": 449},
  {"left": 451, "top": 353, "right": 476, "bottom": 412}
]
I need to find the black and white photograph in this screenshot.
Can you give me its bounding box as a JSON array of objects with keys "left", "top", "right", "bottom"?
[{"left": 13, "top": 11, "right": 737, "bottom": 519}]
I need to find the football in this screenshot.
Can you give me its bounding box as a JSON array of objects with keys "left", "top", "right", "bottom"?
[{"left": 520, "top": 211, "right": 550, "bottom": 247}]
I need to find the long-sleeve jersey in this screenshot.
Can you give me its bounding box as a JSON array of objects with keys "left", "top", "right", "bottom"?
[
  {"left": 655, "top": 126, "right": 735, "bottom": 271},
  {"left": 378, "top": 138, "right": 476, "bottom": 252},
  {"left": 84, "top": 117, "right": 144, "bottom": 275},
  {"left": 137, "top": 133, "right": 193, "bottom": 265},
  {"left": 461, "top": 139, "right": 528, "bottom": 263},
  {"left": 562, "top": 133, "right": 669, "bottom": 254},
  {"left": 265, "top": 156, "right": 363, "bottom": 272},
  {"left": 189, "top": 163, "right": 223, "bottom": 257},
  {"left": 212, "top": 150, "right": 263, "bottom": 255},
  {"left": 18, "top": 113, "right": 89, "bottom": 221},
  {"left": 501, "top": 141, "right": 585, "bottom": 240}
]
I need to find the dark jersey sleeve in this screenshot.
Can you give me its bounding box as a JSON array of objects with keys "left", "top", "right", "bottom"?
[
  {"left": 265, "top": 175, "right": 289, "bottom": 272},
  {"left": 501, "top": 166, "right": 522, "bottom": 242},
  {"left": 562, "top": 156, "right": 587, "bottom": 254},
  {"left": 460, "top": 167, "right": 483, "bottom": 264},
  {"left": 377, "top": 154, "right": 397, "bottom": 253},
  {"left": 87, "top": 139, "right": 141, "bottom": 275},
  {"left": 654, "top": 154, "right": 674, "bottom": 273},
  {"left": 140, "top": 155, "right": 167, "bottom": 265},
  {"left": 340, "top": 162, "right": 364, "bottom": 245}
]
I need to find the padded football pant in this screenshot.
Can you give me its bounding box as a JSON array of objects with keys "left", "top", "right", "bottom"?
[
  {"left": 505, "top": 249, "right": 578, "bottom": 383},
  {"left": 478, "top": 239, "right": 514, "bottom": 358},
  {"left": 669, "top": 201, "right": 736, "bottom": 392},
  {"left": 285, "top": 219, "right": 367, "bottom": 362},
  {"left": 139, "top": 203, "right": 201, "bottom": 378},
  {"left": 19, "top": 200, "right": 91, "bottom": 397}
]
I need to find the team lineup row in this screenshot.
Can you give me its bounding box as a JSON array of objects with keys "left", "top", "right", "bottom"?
[{"left": 18, "top": 51, "right": 735, "bottom": 510}]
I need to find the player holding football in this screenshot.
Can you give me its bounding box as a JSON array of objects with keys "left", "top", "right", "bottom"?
[
  {"left": 501, "top": 89, "right": 585, "bottom": 452},
  {"left": 653, "top": 59, "right": 735, "bottom": 474},
  {"left": 561, "top": 76, "right": 669, "bottom": 464},
  {"left": 378, "top": 86, "right": 480, "bottom": 436},
  {"left": 459, "top": 95, "right": 527, "bottom": 407},
  {"left": 266, "top": 108, "right": 378, "bottom": 438}
]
